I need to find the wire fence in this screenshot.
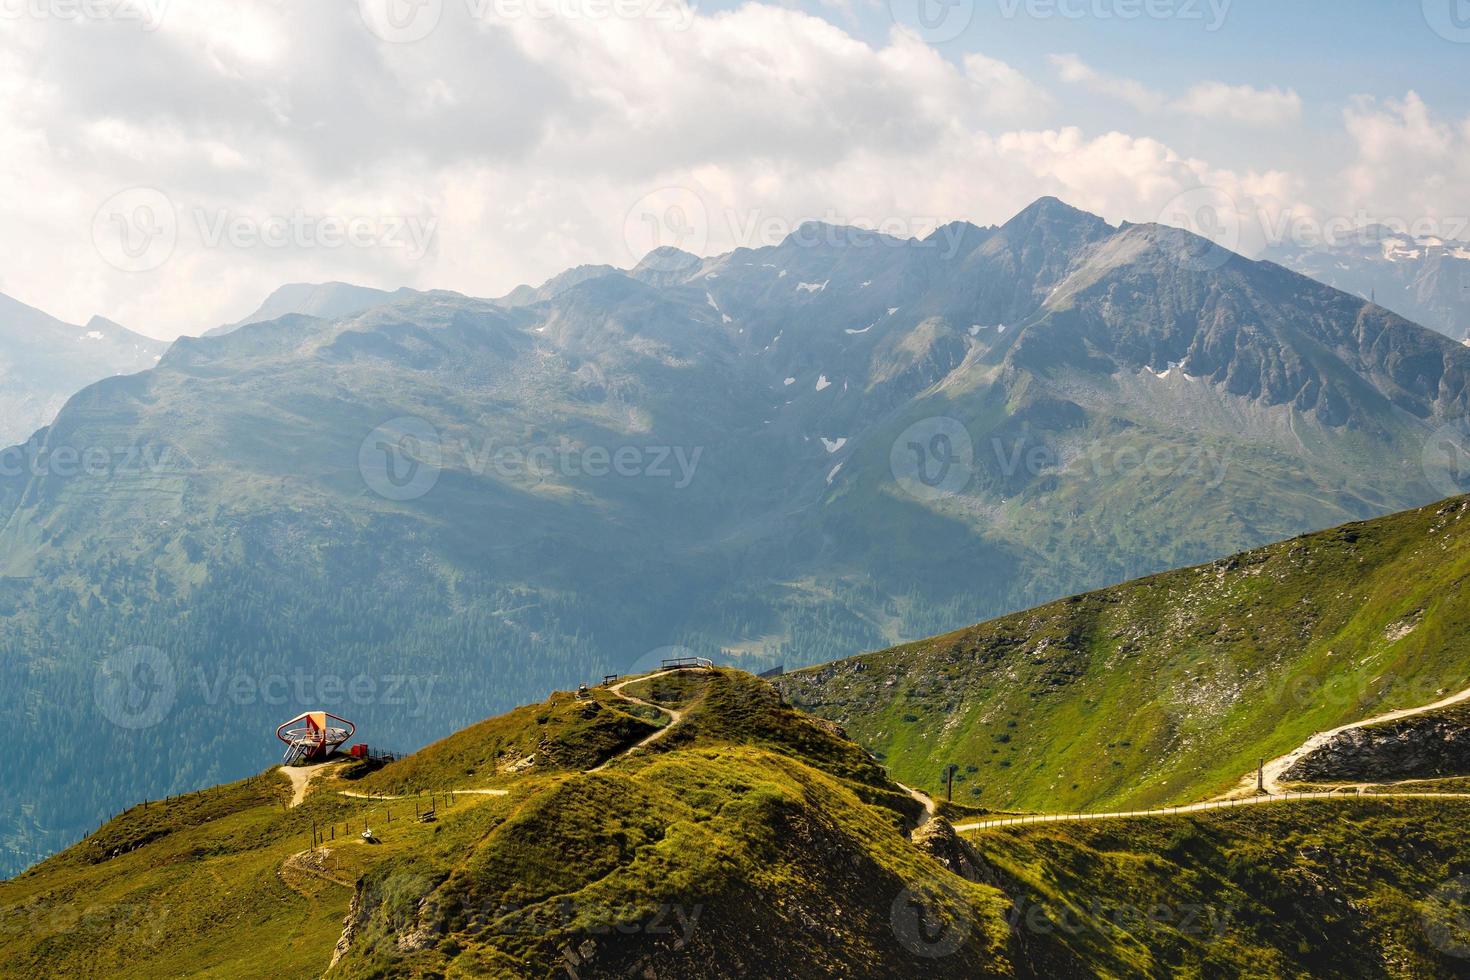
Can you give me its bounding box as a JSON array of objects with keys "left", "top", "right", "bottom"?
[{"left": 958, "top": 790, "right": 1470, "bottom": 833}]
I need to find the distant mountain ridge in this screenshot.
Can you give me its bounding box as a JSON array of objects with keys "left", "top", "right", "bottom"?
[
  {"left": 4, "top": 197, "right": 1470, "bottom": 876},
  {"left": 203, "top": 281, "right": 410, "bottom": 337},
  {"left": 0, "top": 291, "right": 165, "bottom": 446},
  {"left": 1264, "top": 226, "right": 1470, "bottom": 342}
]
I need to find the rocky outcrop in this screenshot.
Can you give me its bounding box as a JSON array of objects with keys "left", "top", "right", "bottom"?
[
  {"left": 912, "top": 817, "right": 998, "bottom": 886},
  {"left": 1281, "top": 707, "right": 1470, "bottom": 782}
]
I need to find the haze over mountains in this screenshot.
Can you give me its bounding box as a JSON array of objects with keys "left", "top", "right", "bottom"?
[
  {"left": 4, "top": 197, "right": 1470, "bottom": 875},
  {"left": 0, "top": 293, "right": 165, "bottom": 447},
  {"left": 1265, "top": 227, "right": 1470, "bottom": 343},
  {"left": 203, "top": 282, "right": 405, "bottom": 339}
]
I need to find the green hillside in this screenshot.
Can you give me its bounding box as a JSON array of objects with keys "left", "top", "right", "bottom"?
[
  {"left": 4, "top": 667, "right": 1470, "bottom": 977},
  {"left": 777, "top": 495, "right": 1470, "bottom": 812}
]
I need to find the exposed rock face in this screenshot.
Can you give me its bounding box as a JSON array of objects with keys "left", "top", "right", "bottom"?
[
  {"left": 1281, "top": 707, "right": 1470, "bottom": 782},
  {"left": 329, "top": 889, "right": 363, "bottom": 970},
  {"left": 912, "top": 817, "right": 998, "bottom": 886}
]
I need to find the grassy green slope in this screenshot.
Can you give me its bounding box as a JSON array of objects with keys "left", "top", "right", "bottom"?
[
  {"left": 0, "top": 672, "right": 1014, "bottom": 978},
  {"left": 777, "top": 496, "right": 1470, "bottom": 812},
  {"left": 4, "top": 669, "right": 1470, "bottom": 977},
  {"left": 0, "top": 773, "right": 363, "bottom": 979},
  {"left": 344, "top": 687, "right": 665, "bottom": 795},
  {"left": 974, "top": 798, "right": 1470, "bottom": 978}
]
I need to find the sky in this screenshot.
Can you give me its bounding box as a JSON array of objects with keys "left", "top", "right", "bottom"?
[{"left": 1, "top": 0, "right": 1467, "bottom": 339}]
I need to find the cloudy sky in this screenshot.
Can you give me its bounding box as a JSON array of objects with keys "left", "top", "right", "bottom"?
[{"left": 2, "top": 0, "right": 1468, "bottom": 338}]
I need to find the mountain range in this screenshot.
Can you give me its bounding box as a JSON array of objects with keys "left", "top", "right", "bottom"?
[{"left": 4, "top": 197, "right": 1470, "bottom": 876}]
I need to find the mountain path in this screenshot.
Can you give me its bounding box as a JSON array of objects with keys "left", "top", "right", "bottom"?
[
  {"left": 1223, "top": 681, "right": 1470, "bottom": 798},
  {"left": 281, "top": 759, "right": 346, "bottom": 808},
  {"left": 588, "top": 670, "right": 688, "bottom": 772},
  {"left": 337, "top": 788, "right": 509, "bottom": 802},
  {"left": 955, "top": 682, "right": 1470, "bottom": 834},
  {"left": 954, "top": 791, "right": 1470, "bottom": 833},
  {"left": 326, "top": 668, "right": 699, "bottom": 802},
  {"left": 895, "top": 782, "right": 937, "bottom": 838}
]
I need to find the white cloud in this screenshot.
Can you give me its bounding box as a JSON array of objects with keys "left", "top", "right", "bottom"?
[
  {"left": 962, "top": 52, "right": 1054, "bottom": 120},
  {"left": 1341, "top": 92, "right": 1470, "bottom": 228},
  {"left": 0, "top": 5, "right": 1455, "bottom": 340},
  {"left": 1049, "top": 54, "right": 1301, "bottom": 127},
  {"left": 1174, "top": 82, "right": 1302, "bottom": 127},
  {"left": 1049, "top": 54, "right": 1165, "bottom": 113}
]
